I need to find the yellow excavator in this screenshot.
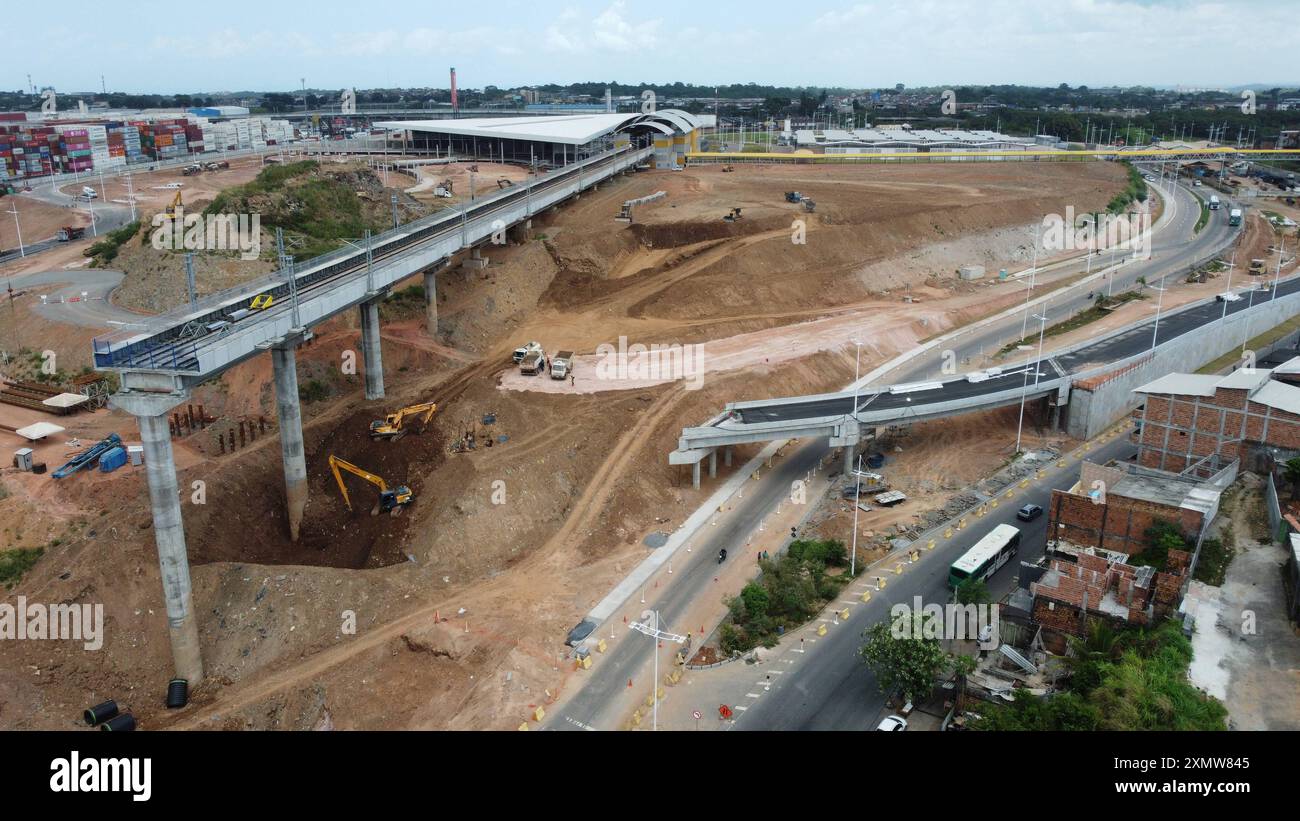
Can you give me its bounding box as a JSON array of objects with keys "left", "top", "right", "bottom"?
[
  {"left": 161, "top": 189, "right": 183, "bottom": 221},
  {"left": 369, "top": 402, "right": 437, "bottom": 441},
  {"left": 328, "top": 455, "right": 413, "bottom": 515}
]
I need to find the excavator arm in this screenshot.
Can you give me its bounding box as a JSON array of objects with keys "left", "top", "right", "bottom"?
[
  {"left": 370, "top": 402, "right": 437, "bottom": 439},
  {"left": 328, "top": 455, "right": 389, "bottom": 512}
]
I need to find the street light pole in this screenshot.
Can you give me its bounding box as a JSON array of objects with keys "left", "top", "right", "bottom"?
[
  {"left": 1014, "top": 310, "right": 1048, "bottom": 455},
  {"left": 5, "top": 203, "right": 24, "bottom": 257},
  {"left": 850, "top": 453, "right": 863, "bottom": 577},
  {"left": 628, "top": 611, "right": 685, "bottom": 731},
  {"left": 1149, "top": 278, "right": 1167, "bottom": 350}
]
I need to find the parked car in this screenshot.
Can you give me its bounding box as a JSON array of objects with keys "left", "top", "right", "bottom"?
[
  {"left": 876, "top": 715, "right": 908, "bottom": 731},
  {"left": 1016, "top": 503, "right": 1043, "bottom": 522}
]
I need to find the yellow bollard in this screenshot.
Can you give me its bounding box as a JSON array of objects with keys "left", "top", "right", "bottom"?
[
  {"left": 1057, "top": 459, "right": 1066, "bottom": 467},
  {"left": 990, "top": 499, "right": 999, "bottom": 508},
  {"left": 657, "top": 687, "right": 666, "bottom": 701},
  {"left": 1020, "top": 479, "right": 1029, "bottom": 488},
  {"left": 631, "top": 710, "right": 642, "bottom": 727},
  {"left": 597, "top": 639, "right": 608, "bottom": 654},
  {"left": 580, "top": 656, "right": 592, "bottom": 670},
  {"left": 861, "top": 591, "right": 872, "bottom": 603},
  {"left": 645, "top": 693, "right": 655, "bottom": 708},
  {"left": 817, "top": 624, "right": 828, "bottom": 636},
  {"left": 1005, "top": 489, "right": 1014, "bottom": 498},
  {"left": 957, "top": 518, "right": 966, "bottom": 529},
  {"left": 840, "top": 608, "right": 850, "bottom": 620},
  {"left": 876, "top": 576, "right": 887, "bottom": 590},
  {"left": 926, "top": 539, "right": 936, "bottom": 550},
  {"left": 944, "top": 528, "right": 953, "bottom": 538},
  {"left": 533, "top": 706, "right": 545, "bottom": 722},
  {"left": 1037, "top": 470, "right": 1045, "bottom": 479},
  {"left": 519, "top": 722, "right": 529, "bottom": 731},
  {"left": 894, "top": 563, "right": 904, "bottom": 575}
]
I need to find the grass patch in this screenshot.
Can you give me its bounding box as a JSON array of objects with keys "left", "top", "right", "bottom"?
[
  {"left": 1193, "top": 537, "right": 1233, "bottom": 586},
  {"left": 1196, "top": 313, "right": 1300, "bottom": 374},
  {"left": 0, "top": 547, "right": 45, "bottom": 589},
  {"left": 83, "top": 220, "right": 141, "bottom": 266},
  {"left": 998, "top": 291, "right": 1146, "bottom": 355},
  {"left": 1193, "top": 191, "right": 1209, "bottom": 234},
  {"left": 1106, "top": 161, "right": 1150, "bottom": 215}
]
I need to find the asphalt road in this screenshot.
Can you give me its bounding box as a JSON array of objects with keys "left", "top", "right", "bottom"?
[
  {"left": 730, "top": 179, "right": 1253, "bottom": 425},
  {"left": 737, "top": 433, "right": 1137, "bottom": 731},
  {"left": 14, "top": 268, "right": 146, "bottom": 328},
  {"left": 552, "top": 438, "right": 829, "bottom": 731}
]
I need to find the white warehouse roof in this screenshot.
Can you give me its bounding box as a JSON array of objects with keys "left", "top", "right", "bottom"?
[{"left": 377, "top": 110, "right": 702, "bottom": 146}]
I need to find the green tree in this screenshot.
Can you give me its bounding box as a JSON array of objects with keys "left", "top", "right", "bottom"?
[
  {"left": 1282, "top": 456, "right": 1300, "bottom": 499},
  {"left": 860, "top": 612, "right": 949, "bottom": 702},
  {"left": 954, "top": 577, "right": 990, "bottom": 605}
]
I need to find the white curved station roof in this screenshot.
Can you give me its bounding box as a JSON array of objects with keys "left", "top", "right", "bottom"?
[{"left": 376, "top": 110, "right": 701, "bottom": 146}]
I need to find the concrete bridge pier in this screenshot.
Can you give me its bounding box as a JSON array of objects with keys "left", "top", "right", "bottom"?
[
  {"left": 724, "top": 446, "right": 733, "bottom": 467},
  {"left": 423, "top": 263, "right": 446, "bottom": 335},
  {"left": 359, "top": 297, "right": 385, "bottom": 400},
  {"left": 110, "top": 389, "right": 204, "bottom": 686},
  {"left": 463, "top": 246, "right": 489, "bottom": 273},
  {"left": 692, "top": 461, "right": 701, "bottom": 489},
  {"left": 709, "top": 449, "right": 718, "bottom": 478},
  {"left": 272, "top": 333, "right": 311, "bottom": 541},
  {"left": 841, "top": 441, "right": 857, "bottom": 478}
]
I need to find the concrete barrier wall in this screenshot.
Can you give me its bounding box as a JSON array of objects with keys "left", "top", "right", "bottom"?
[{"left": 1067, "top": 286, "right": 1300, "bottom": 440}]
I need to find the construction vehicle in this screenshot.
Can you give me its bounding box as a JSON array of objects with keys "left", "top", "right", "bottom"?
[
  {"left": 370, "top": 402, "right": 437, "bottom": 440},
  {"left": 512, "top": 340, "right": 542, "bottom": 363},
  {"left": 250, "top": 294, "right": 274, "bottom": 310},
  {"left": 53, "top": 433, "right": 122, "bottom": 479},
  {"left": 57, "top": 226, "right": 85, "bottom": 241},
  {"left": 1249, "top": 258, "right": 1266, "bottom": 274},
  {"left": 784, "top": 191, "right": 803, "bottom": 203},
  {"left": 181, "top": 164, "right": 202, "bottom": 176},
  {"left": 723, "top": 207, "right": 743, "bottom": 222},
  {"left": 721, "top": 164, "right": 734, "bottom": 172},
  {"left": 160, "top": 189, "right": 183, "bottom": 221},
  {"left": 203, "top": 160, "right": 230, "bottom": 171},
  {"left": 615, "top": 191, "right": 666, "bottom": 223},
  {"left": 328, "top": 454, "right": 413, "bottom": 515},
  {"left": 802, "top": 198, "right": 816, "bottom": 213},
  {"left": 434, "top": 179, "right": 454, "bottom": 198},
  {"left": 551, "top": 351, "right": 574, "bottom": 380},
  {"left": 497, "top": 178, "right": 513, "bottom": 189},
  {"left": 519, "top": 350, "right": 546, "bottom": 376}
]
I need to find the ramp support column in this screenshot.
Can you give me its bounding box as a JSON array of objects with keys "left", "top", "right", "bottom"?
[
  {"left": 360, "top": 296, "right": 385, "bottom": 400},
  {"left": 423, "top": 266, "right": 440, "bottom": 335},
  {"left": 692, "top": 461, "right": 701, "bottom": 490},
  {"left": 709, "top": 449, "right": 718, "bottom": 478},
  {"left": 110, "top": 389, "right": 204, "bottom": 687},
  {"left": 842, "top": 441, "right": 857, "bottom": 478},
  {"left": 724, "top": 446, "right": 733, "bottom": 467},
  {"left": 272, "top": 332, "right": 311, "bottom": 541}
]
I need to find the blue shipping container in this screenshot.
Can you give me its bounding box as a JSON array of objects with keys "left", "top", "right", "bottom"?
[{"left": 99, "top": 447, "right": 127, "bottom": 472}]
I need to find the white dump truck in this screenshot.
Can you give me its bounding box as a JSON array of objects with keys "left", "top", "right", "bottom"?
[
  {"left": 551, "top": 351, "right": 574, "bottom": 380},
  {"left": 512, "top": 340, "right": 542, "bottom": 364}
]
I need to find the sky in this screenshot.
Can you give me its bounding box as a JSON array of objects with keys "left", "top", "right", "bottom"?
[{"left": 7, "top": 0, "right": 1298, "bottom": 95}]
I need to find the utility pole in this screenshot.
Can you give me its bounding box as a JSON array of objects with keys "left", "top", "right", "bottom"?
[
  {"left": 628, "top": 611, "right": 685, "bottom": 731},
  {"left": 1015, "top": 310, "right": 1048, "bottom": 454}
]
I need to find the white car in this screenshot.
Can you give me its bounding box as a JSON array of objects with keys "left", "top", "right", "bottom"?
[
  {"left": 876, "top": 715, "right": 908, "bottom": 731},
  {"left": 1192, "top": 179, "right": 1203, "bottom": 186}
]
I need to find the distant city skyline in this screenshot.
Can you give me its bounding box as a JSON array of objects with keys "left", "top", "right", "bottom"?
[{"left": 7, "top": 0, "right": 1299, "bottom": 96}]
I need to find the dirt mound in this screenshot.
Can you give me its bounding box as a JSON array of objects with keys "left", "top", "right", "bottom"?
[{"left": 627, "top": 213, "right": 788, "bottom": 248}]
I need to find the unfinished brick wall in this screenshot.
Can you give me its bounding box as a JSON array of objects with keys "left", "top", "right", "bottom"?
[
  {"left": 1137, "top": 385, "right": 1300, "bottom": 472},
  {"left": 1047, "top": 486, "right": 1205, "bottom": 557}
]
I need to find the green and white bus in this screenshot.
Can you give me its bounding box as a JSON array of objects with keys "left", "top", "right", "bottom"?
[{"left": 947, "top": 524, "right": 1022, "bottom": 589}]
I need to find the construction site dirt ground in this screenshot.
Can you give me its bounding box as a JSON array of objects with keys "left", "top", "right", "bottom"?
[{"left": 1, "top": 159, "right": 1139, "bottom": 730}]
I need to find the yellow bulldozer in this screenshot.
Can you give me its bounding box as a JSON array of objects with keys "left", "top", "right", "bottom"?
[
  {"left": 328, "top": 455, "right": 413, "bottom": 515},
  {"left": 369, "top": 402, "right": 437, "bottom": 441}
]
